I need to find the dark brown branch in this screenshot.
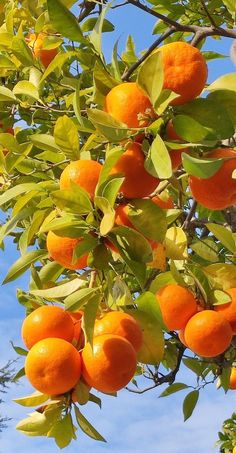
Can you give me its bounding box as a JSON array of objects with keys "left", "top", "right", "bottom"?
[
  {"left": 78, "top": 0, "right": 97, "bottom": 22},
  {"left": 183, "top": 200, "right": 197, "bottom": 231},
  {"left": 200, "top": 0, "right": 218, "bottom": 27}
]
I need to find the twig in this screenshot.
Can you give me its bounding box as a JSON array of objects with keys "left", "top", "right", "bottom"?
[
  {"left": 200, "top": 0, "right": 218, "bottom": 28},
  {"left": 89, "top": 270, "right": 97, "bottom": 288},
  {"left": 183, "top": 200, "right": 197, "bottom": 230}
]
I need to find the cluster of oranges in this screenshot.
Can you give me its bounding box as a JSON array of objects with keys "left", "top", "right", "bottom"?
[
  {"left": 22, "top": 305, "right": 143, "bottom": 396},
  {"left": 157, "top": 283, "right": 236, "bottom": 388}
]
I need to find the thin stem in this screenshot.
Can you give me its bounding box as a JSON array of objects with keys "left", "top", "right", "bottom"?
[
  {"left": 89, "top": 270, "right": 97, "bottom": 288},
  {"left": 183, "top": 200, "right": 197, "bottom": 230},
  {"left": 200, "top": 0, "right": 218, "bottom": 28}
]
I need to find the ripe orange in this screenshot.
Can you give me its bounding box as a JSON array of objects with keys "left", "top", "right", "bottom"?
[
  {"left": 156, "top": 41, "right": 208, "bottom": 105},
  {"left": 59, "top": 159, "right": 102, "bottom": 199},
  {"left": 21, "top": 305, "right": 75, "bottom": 349},
  {"left": 184, "top": 310, "right": 232, "bottom": 357},
  {"left": 215, "top": 288, "right": 236, "bottom": 334},
  {"left": 26, "top": 33, "right": 58, "bottom": 68},
  {"left": 152, "top": 194, "right": 174, "bottom": 209},
  {"left": 81, "top": 334, "right": 137, "bottom": 393},
  {"left": 156, "top": 284, "right": 197, "bottom": 331},
  {"left": 69, "top": 311, "right": 83, "bottom": 347},
  {"left": 110, "top": 143, "right": 159, "bottom": 199},
  {"left": 104, "top": 82, "right": 154, "bottom": 128},
  {"left": 166, "top": 120, "right": 189, "bottom": 170},
  {"left": 25, "top": 338, "right": 81, "bottom": 395},
  {"left": 94, "top": 311, "right": 143, "bottom": 352},
  {"left": 115, "top": 204, "right": 133, "bottom": 228},
  {"left": 46, "top": 231, "right": 88, "bottom": 270},
  {"left": 189, "top": 149, "right": 236, "bottom": 210},
  {"left": 178, "top": 329, "right": 188, "bottom": 347},
  {"left": 229, "top": 368, "right": 236, "bottom": 390},
  {"left": 0, "top": 122, "right": 14, "bottom": 135}
]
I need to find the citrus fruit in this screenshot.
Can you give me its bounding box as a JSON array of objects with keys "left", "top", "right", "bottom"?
[
  {"left": 94, "top": 311, "right": 143, "bottom": 352},
  {"left": 110, "top": 142, "right": 159, "bottom": 199},
  {"left": 81, "top": 334, "right": 137, "bottom": 393},
  {"left": 184, "top": 310, "right": 232, "bottom": 357},
  {"left": 156, "top": 284, "right": 198, "bottom": 330},
  {"left": 59, "top": 159, "right": 102, "bottom": 199},
  {"left": 25, "top": 338, "right": 81, "bottom": 395},
  {"left": 46, "top": 231, "right": 88, "bottom": 270},
  {"left": 21, "top": 305, "right": 75, "bottom": 349},
  {"left": 105, "top": 82, "right": 154, "bottom": 128},
  {"left": 26, "top": 33, "right": 58, "bottom": 68},
  {"left": 152, "top": 193, "right": 174, "bottom": 209},
  {"left": 215, "top": 288, "right": 236, "bottom": 334},
  {"left": 189, "top": 149, "right": 236, "bottom": 210},
  {"left": 229, "top": 368, "right": 236, "bottom": 390}
]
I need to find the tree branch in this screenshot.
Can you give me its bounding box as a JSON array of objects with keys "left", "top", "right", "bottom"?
[
  {"left": 200, "top": 0, "right": 218, "bottom": 27},
  {"left": 183, "top": 200, "right": 197, "bottom": 231}
]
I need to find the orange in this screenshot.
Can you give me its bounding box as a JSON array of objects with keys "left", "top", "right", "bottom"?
[
  {"left": 229, "top": 368, "right": 236, "bottom": 390},
  {"left": 110, "top": 143, "right": 159, "bottom": 199},
  {"left": 184, "top": 310, "right": 232, "bottom": 357},
  {"left": 233, "top": 447, "right": 236, "bottom": 453},
  {"left": 94, "top": 311, "right": 143, "bottom": 352},
  {"left": 21, "top": 305, "right": 75, "bottom": 349},
  {"left": 46, "top": 231, "right": 88, "bottom": 270},
  {"left": 104, "top": 82, "right": 154, "bottom": 128},
  {"left": 81, "top": 334, "right": 137, "bottom": 393},
  {"left": 156, "top": 41, "right": 208, "bottom": 105},
  {"left": 166, "top": 120, "right": 189, "bottom": 170},
  {"left": 69, "top": 311, "right": 84, "bottom": 347},
  {"left": 189, "top": 149, "right": 236, "bottom": 210},
  {"left": 215, "top": 288, "right": 236, "bottom": 334},
  {"left": 0, "top": 122, "right": 14, "bottom": 135},
  {"left": 26, "top": 33, "right": 58, "bottom": 68},
  {"left": 25, "top": 338, "right": 81, "bottom": 395},
  {"left": 156, "top": 284, "right": 197, "bottom": 330},
  {"left": 178, "top": 329, "right": 188, "bottom": 347},
  {"left": 152, "top": 194, "right": 174, "bottom": 209},
  {"left": 115, "top": 204, "right": 133, "bottom": 228},
  {"left": 59, "top": 159, "right": 102, "bottom": 199}
]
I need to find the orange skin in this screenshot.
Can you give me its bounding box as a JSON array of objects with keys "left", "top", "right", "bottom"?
[
  {"left": 110, "top": 143, "right": 159, "bottom": 199},
  {"left": 152, "top": 194, "right": 174, "bottom": 209},
  {"left": 184, "top": 310, "right": 232, "bottom": 358},
  {"left": 178, "top": 330, "right": 188, "bottom": 347},
  {"left": 229, "top": 368, "right": 236, "bottom": 390},
  {"left": 60, "top": 159, "right": 102, "bottom": 200},
  {"left": 156, "top": 41, "right": 208, "bottom": 106},
  {"left": 25, "top": 338, "right": 81, "bottom": 395},
  {"left": 105, "top": 82, "right": 154, "bottom": 128},
  {"left": 94, "top": 311, "right": 143, "bottom": 352},
  {"left": 81, "top": 334, "right": 137, "bottom": 393},
  {"left": 189, "top": 149, "right": 236, "bottom": 210},
  {"left": 215, "top": 288, "right": 236, "bottom": 334},
  {"left": 26, "top": 33, "right": 58, "bottom": 68},
  {"left": 69, "top": 311, "right": 84, "bottom": 348},
  {"left": 166, "top": 120, "right": 190, "bottom": 170},
  {"left": 156, "top": 284, "right": 198, "bottom": 331},
  {"left": 46, "top": 231, "right": 88, "bottom": 270},
  {"left": 21, "top": 305, "right": 75, "bottom": 349},
  {"left": 0, "top": 122, "right": 14, "bottom": 155}
]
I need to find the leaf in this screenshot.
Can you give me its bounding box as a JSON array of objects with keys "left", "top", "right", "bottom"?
[
  {"left": 51, "top": 185, "right": 93, "bottom": 215},
  {"left": 0, "top": 54, "right": 16, "bottom": 69},
  {"left": 207, "top": 73, "right": 236, "bottom": 93},
  {"left": 207, "top": 223, "right": 236, "bottom": 253},
  {"left": 73, "top": 235, "right": 98, "bottom": 261},
  {"left": 12, "top": 36, "right": 34, "bottom": 66},
  {"left": 40, "top": 51, "right": 78, "bottom": 83},
  {"left": 222, "top": 0, "right": 236, "bottom": 18},
  {"left": 128, "top": 199, "right": 167, "bottom": 242},
  {"left": 182, "top": 153, "right": 225, "bottom": 179},
  {"left": 191, "top": 238, "right": 218, "bottom": 263},
  {"left": 48, "top": 413, "right": 75, "bottom": 449},
  {"left": 159, "top": 383, "right": 189, "bottom": 397},
  {"left": 13, "top": 81, "right": 40, "bottom": 101},
  {"left": 17, "top": 406, "right": 61, "bottom": 437},
  {"left": 83, "top": 294, "right": 102, "bottom": 347},
  {"left": 30, "top": 277, "right": 86, "bottom": 299},
  {"left": 94, "top": 196, "right": 115, "bottom": 235},
  {"left": 10, "top": 341, "right": 27, "bottom": 356},
  {"left": 207, "top": 90, "right": 236, "bottom": 129},
  {"left": 203, "top": 263, "right": 236, "bottom": 291},
  {"left": 109, "top": 225, "right": 153, "bottom": 263},
  {"left": 14, "top": 391, "right": 50, "bottom": 407},
  {"left": 93, "top": 61, "right": 118, "bottom": 96},
  {"left": 164, "top": 226, "right": 188, "bottom": 260},
  {"left": 97, "top": 146, "right": 123, "bottom": 188},
  {"left": 144, "top": 134, "right": 172, "bottom": 179},
  {"left": 13, "top": 367, "right": 26, "bottom": 382},
  {"left": 87, "top": 109, "right": 128, "bottom": 142},
  {"left": 47, "top": 0, "right": 85, "bottom": 43},
  {"left": 73, "top": 380, "right": 90, "bottom": 405},
  {"left": 3, "top": 250, "right": 47, "bottom": 284},
  {"left": 0, "top": 86, "right": 17, "bottom": 102},
  {"left": 149, "top": 271, "right": 176, "bottom": 294},
  {"left": 138, "top": 52, "right": 163, "bottom": 109},
  {"left": 82, "top": 18, "right": 114, "bottom": 33},
  {"left": 183, "top": 390, "right": 199, "bottom": 421},
  {"left": 74, "top": 406, "right": 106, "bottom": 442},
  {"left": 0, "top": 183, "right": 43, "bottom": 207},
  {"left": 90, "top": 3, "right": 111, "bottom": 55},
  {"left": 54, "top": 115, "right": 80, "bottom": 160},
  {"left": 172, "top": 115, "right": 217, "bottom": 145},
  {"left": 65, "top": 287, "right": 98, "bottom": 312},
  {"left": 187, "top": 264, "right": 211, "bottom": 303},
  {"left": 211, "top": 289, "right": 232, "bottom": 306},
  {"left": 30, "top": 134, "right": 61, "bottom": 153}
]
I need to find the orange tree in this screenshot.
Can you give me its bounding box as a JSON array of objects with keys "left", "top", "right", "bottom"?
[{"left": 0, "top": 0, "right": 236, "bottom": 451}]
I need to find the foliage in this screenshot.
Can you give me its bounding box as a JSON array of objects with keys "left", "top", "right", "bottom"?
[
  {"left": 0, "top": 0, "right": 236, "bottom": 450},
  {"left": 0, "top": 360, "right": 16, "bottom": 431}
]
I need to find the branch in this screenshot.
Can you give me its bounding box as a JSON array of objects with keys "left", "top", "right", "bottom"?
[
  {"left": 122, "top": 27, "right": 175, "bottom": 81},
  {"left": 200, "top": 0, "right": 218, "bottom": 27},
  {"left": 183, "top": 200, "right": 197, "bottom": 231}
]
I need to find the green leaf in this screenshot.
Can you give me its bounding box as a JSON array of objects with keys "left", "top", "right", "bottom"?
[
  {"left": 73, "top": 235, "right": 98, "bottom": 261},
  {"left": 144, "top": 134, "right": 172, "bottom": 179},
  {"left": 13, "top": 81, "right": 40, "bottom": 101},
  {"left": 10, "top": 341, "right": 28, "bottom": 356},
  {"left": 128, "top": 199, "right": 167, "bottom": 242},
  {"left": 149, "top": 271, "right": 176, "bottom": 294},
  {"left": 40, "top": 51, "right": 78, "bottom": 83},
  {"left": 82, "top": 18, "right": 114, "bottom": 33},
  {"left": 191, "top": 238, "right": 218, "bottom": 263},
  {"left": 73, "top": 380, "right": 90, "bottom": 405},
  {"left": 183, "top": 358, "right": 206, "bottom": 376},
  {"left": 14, "top": 391, "right": 50, "bottom": 407},
  {"left": 94, "top": 196, "right": 115, "bottom": 235},
  {"left": 90, "top": 3, "right": 111, "bottom": 55},
  {"left": 30, "top": 134, "right": 61, "bottom": 153},
  {"left": 211, "top": 289, "right": 232, "bottom": 306},
  {"left": 13, "top": 367, "right": 26, "bottom": 382},
  {"left": 207, "top": 73, "right": 236, "bottom": 93},
  {"left": 93, "top": 61, "right": 118, "bottom": 96},
  {"left": 65, "top": 287, "right": 98, "bottom": 312},
  {"left": 12, "top": 36, "right": 34, "bottom": 66},
  {"left": 74, "top": 406, "right": 106, "bottom": 442},
  {"left": 39, "top": 215, "right": 88, "bottom": 236},
  {"left": 159, "top": 383, "right": 189, "bottom": 397},
  {"left": 83, "top": 293, "right": 102, "bottom": 347},
  {"left": 222, "top": 0, "right": 236, "bottom": 17},
  {"left": 182, "top": 153, "right": 225, "bottom": 179},
  {"left": 87, "top": 109, "right": 128, "bottom": 142},
  {"left": 51, "top": 185, "right": 93, "bottom": 215},
  {"left": 165, "top": 226, "right": 188, "bottom": 260},
  {"left": 183, "top": 390, "right": 199, "bottom": 421},
  {"left": 97, "top": 146, "right": 123, "bottom": 188},
  {"left": 110, "top": 225, "right": 153, "bottom": 263},
  {"left": 138, "top": 52, "right": 163, "bottom": 109},
  {"left": 172, "top": 115, "right": 217, "bottom": 145},
  {"left": 30, "top": 277, "right": 86, "bottom": 299},
  {"left": 203, "top": 263, "right": 236, "bottom": 291},
  {"left": 3, "top": 250, "right": 47, "bottom": 284},
  {"left": 0, "top": 54, "right": 16, "bottom": 69},
  {"left": 207, "top": 223, "right": 236, "bottom": 253},
  {"left": 219, "top": 367, "right": 231, "bottom": 392},
  {"left": 97, "top": 175, "right": 124, "bottom": 208},
  {"left": 207, "top": 90, "right": 236, "bottom": 129},
  {"left": 54, "top": 115, "right": 80, "bottom": 160},
  {"left": 122, "top": 35, "right": 137, "bottom": 64},
  {"left": 47, "top": 0, "right": 85, "bottom": 43},
  {"left": 48, "top": 413, "right": 75, "bottom": 449},
  {"left": 187, "top": 264, "right": 211, "bottom": 303},
  {"left": 17, "top": 406, "right": 62, "bottom": 437},
  {"left": 89, "top": 393, "right": 102, "bottom": 408}
]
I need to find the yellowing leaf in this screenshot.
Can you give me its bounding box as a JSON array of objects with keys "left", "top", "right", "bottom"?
[
  {"left": 148, "top": 242, "right": 166, "bottom": 271},
  {"left": 203, "top": 263, "right": 236, "bottom": 290},
  {"left": 164, "top": 226, "right": 188, "bottom": 260}
]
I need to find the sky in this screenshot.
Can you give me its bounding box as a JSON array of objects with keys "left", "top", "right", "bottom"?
[{"left": 1, "top": 3, "right": 236, "bottom": 453}]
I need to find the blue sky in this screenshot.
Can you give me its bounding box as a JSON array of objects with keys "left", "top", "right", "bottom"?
[{"left": 1, "top": 3, "right": 236, "bottom": 453}]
